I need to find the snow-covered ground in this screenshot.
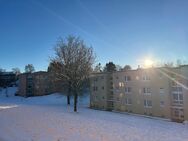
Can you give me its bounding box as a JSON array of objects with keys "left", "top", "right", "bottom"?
[{"left": 0, "top": 87, "right": 188, "bottom": 141}]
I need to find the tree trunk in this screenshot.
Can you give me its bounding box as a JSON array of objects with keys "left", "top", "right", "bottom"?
[
  {"left": 67, "top": 95, "right": 70, "bottom": 105},
  {"left": 67, "top": 82, "right": 71, "bottom": 105},
  {"left": 74, "top": 92, "right": 78, "bottom": 112}
]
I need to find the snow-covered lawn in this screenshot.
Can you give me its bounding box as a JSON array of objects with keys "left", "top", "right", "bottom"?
[{"left": 0, "top": 87, "right": 188, "bottom": 141}]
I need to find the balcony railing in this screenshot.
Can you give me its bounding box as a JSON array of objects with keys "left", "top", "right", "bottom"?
[{"left": 172, "top": 100, "right": 183, "bottom": 105}]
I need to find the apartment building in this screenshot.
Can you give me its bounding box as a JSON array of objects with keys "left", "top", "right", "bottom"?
[
  {"left": 18, "top": 71, "right": 64, "bottom": 97},
  {"left": 90, "top": 65, "right": 188, "bottom": 122},
  {"left": 0, "top": 72, "right": 16, "bottom": 87}
]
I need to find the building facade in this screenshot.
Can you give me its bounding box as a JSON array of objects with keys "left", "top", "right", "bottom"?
[
  {"left": 90, "top": 66, "right": 188, "bottom": 122},
  {"left": 18, "top": 71, "right": 63, "bottom": 97},
  {"left": 0, "top": 72, "right": 16, "bottom": 87}
]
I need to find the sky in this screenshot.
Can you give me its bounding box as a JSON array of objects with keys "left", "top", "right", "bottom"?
[{"left": 0, "top": 0, "right": 188, "bottom": 72}]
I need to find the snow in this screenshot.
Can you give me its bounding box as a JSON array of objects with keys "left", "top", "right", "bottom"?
[{"left": 0, "top": 87, "right": 188, "bottom": 141}]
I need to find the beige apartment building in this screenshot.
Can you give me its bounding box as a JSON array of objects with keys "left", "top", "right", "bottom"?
[
  {"left": 90, "top": 65, "right": 188, "bottom": 122},
  {"left": 18, "top": 71, "right": 63, "bottom": 97}
]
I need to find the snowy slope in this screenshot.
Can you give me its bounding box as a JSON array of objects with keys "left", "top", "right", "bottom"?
[{"left": 0, "top": 87, "right": 188, "bottom": 141}]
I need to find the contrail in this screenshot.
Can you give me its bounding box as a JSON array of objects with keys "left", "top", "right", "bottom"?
[
  {"left": 31, "top": 0, "right": 93, "bottom": 38},
  {"left": 76, "top": 0, "right": 131, "bottom": 52},
  {"left": 30, "top": 0, "right": 132, "bottom": 55},
  {"left": 76, "top": 0, "right": 112, "bottom": 35},
  {"left": 30, "top": 0, "right": 117, "bottom": 50}
]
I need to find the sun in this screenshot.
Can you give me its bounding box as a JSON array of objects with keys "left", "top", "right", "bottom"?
[{"left": 144, "top": 59, "right": 153, "bottom": 68}]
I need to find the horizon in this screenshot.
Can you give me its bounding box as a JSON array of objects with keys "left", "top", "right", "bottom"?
[{"left": 1, "top": 0, "right": 188, "bottom": 72}]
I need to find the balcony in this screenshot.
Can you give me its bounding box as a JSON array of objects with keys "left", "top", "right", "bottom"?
[
  {"left": 171, "top": 108, "right": 184, "bottom": 122},
  {"left": 171, "top": 100, "right": 184, "bottom": 108},
  {"left": 107, "top": 96, "right": 114, "bottom": 101}
]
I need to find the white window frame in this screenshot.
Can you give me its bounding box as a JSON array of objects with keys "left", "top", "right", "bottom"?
[
  {"left": 125, "top": 87, "right": 131, "bottom": 93},
  {"left": 119, "top": 82, "right": 124, "bottom": 87},
  {"left": 160, "top": 101, "right": 165, "bottom": 107},
  {"left": 142, "top": 75, "right": 150, "bottom": 81},
  {"left": 143, "top": 87, "right": 151, "bottom": 95},
  {"left": 172, "top": 85, "right": 183, "bottom": 105},
  {"left": 125, "top": 98, "right": 132, "bottom": 105},
  {"left": 144, "top": 100, "right": 152, "bottom": 108},
  {"left": 125, "top": 76, "right": 131, "bottom": 82},
  {"left": 159, "top": 88, "right": 164, "bottom": 94},
  {"left": 172, "top": 92, "right": 183, "bottom": 105}
]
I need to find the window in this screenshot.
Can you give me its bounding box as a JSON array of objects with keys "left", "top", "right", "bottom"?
[
  {"left": 110, "top": 86, "right": 113, "bottom": 89},
  {"left": 27, "top": 77, "right": 33, "bottom": 82},
  {"left": 93, "top": 86, "right": 98, "bottom": 91},
  {"left": 143, "top": 88, "right": 151, "bottom": 94},
  {"left": 160, "top": 101, "right": 165, "bottom": 107},
  {"left": 125, "top": 98, "right": 132, "bottom": 105},
  {"left": 173, "top": 93, "right": 183, "bottom": 104},
  {"left": 44, "top": 76, "right": 48, "bottom": 80},
  {"left": 27, "top": 85, "right": 32, "bottom": 89},
  {"left": 125, "top": 87, "right": 131, "bottom": 93},
  {"left": 125, "top": 76, "right": 131, "bottom": 81},
  {"left": 96, "top": 87, "right": 98, "bottom": 91},
  {"left": 160, "top": 88, "right": 164, "bottom": 94},
  {"left": 142, "top": 75, "right": 150, "bottom": 80},
  {"left": 101, "top": 86, "right": 104, "bottom": 90},
  {"left": 116, "top": 97, "right": 120, "bottom": 102},
  {"left": 144, "top": 100, "right": 152, "bottom": 108},
  {"left": 172, "top": 87, "right": 183, "bottom": 92},
  {"left": 27, "top": 75, "right": 32, "bottom": 79},
  {"left": 94, "top": 78, "right": 98, "bottom": 82},
  {"left": 119, "top": 82, "right": 124, "bottom": 87},
  {"left": 172, "top": 85, "right": 183, "bottom": 104},
  {"left": 173, "top": 94, "right": 178, "bottom": 100}
]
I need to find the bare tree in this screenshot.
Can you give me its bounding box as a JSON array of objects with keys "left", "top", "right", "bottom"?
[
  {"left": 48, "top": 61, "right": 71, "bottom": 105},
  {"left": 25, "top": 64, "right": 35, "bottom": 73},
  {"left": 163, "top": 62, "right": 174, "bottom": 68},
  {"left": 123, "top": 65, "right": 132, "bottom": 71},
  {"left": 0, "top": 68, "right": 6, "bottom": 72},
  {"left": 50, "top": 35, "right": 95, "bottom": 112},
  {"left": 176, "top": 59, "right": 182, "bottom": 67},
  {"left": 93, "top": 63, "right": 102, "bottom": 72},
  {"left": 12, "top": 67, "right": 21, "bottom": 78},
  {"left": 103, "top": 62, "right": 116, "bottom": 72},
  {"left": 116, "top": 65, "right": 122, "bottom": 71}
]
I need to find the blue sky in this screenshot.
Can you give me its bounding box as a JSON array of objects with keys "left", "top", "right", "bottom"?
[{"left": 0, "top": 0, "right": 188, "bottom": 72}]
